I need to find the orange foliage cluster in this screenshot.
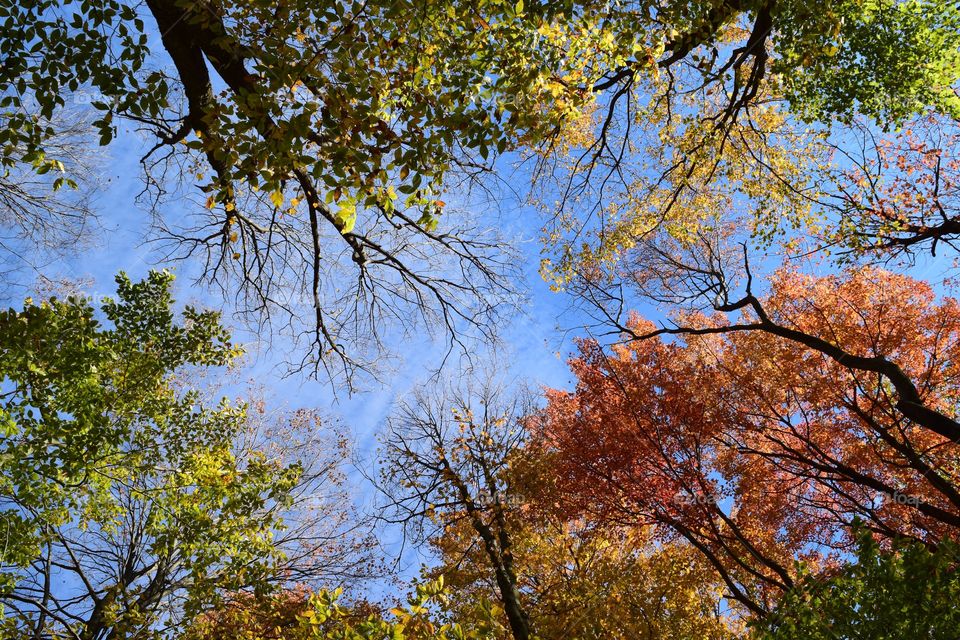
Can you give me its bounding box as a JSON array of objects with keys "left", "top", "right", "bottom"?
[{"left": 537, "top": 267, "right": 960, "bottom": 612}]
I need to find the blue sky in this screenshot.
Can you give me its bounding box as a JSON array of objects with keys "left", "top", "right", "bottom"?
[
  {"left": 40, "top": 126, "right": 583, "bottom": 405},
  {"left": 1, "top": 113, "right": 618, "bottom": 586}
]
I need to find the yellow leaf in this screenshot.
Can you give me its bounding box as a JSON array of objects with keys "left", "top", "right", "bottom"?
[
  {"left": 270, "top": 190, "right": 284, "bottom": 208},
  {"left": 335, "top": 198, "right": 357, "bottom": 233}
]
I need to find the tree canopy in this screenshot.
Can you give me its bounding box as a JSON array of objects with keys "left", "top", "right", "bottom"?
[
  {"left": 6, "top": 0, "right": 960, "bottom": 377},
  {"left": 3, "top": 0, "right": 960, "bottom": 637}
]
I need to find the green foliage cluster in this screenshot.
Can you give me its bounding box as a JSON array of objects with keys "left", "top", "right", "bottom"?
[
  {"left": 0, "top": 0, "right": 638, "bottom": 229},
  {"left": 774, "top": 0, "right": 960, "bottom": 125},
  {"left": 0, "top": 272, "right": 302, "bottom": 635},
  {"left": 754, "top": 532, "right": 960, "bottom": 639},
  {"left": 0, "top": 0, "right": 153, "bottom": 163},
  {"left": 9, "top": 0, "right": 957, "bottom": 231}
]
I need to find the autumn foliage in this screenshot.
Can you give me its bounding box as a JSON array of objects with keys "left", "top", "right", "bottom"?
[
  {"left": 184, "top": 588, "right": 315, "bottom": 640},
  {"left": 427, "top": 456, "right": 737, "bottom": 640},
  {"left": 6, "top": 0, "right": 960, "bottom": 637},
  {"left": 536, "top": 267, "right": 960, "bottom": 614},
  {"left": 825, "top": 117, "right": 960, "bottom": 259}
]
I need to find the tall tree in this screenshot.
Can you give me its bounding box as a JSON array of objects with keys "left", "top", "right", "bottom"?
[
  {"left": 0, "top": 272, "right": 372, "bottom": 639},
  {"left": 378, "top": 378, "right": 534, "bottom": 640},
  {"left": 536, "top": 0, "right": 960, "bottom": 291},
  {"left": 3, "top": 0, "right": 621, "bottom": 379},
  {"left": 537, "top": 267, "right": 960, "bottom": 615},
  {"left": 380, "top": 375, "right": 738, "bottom": 639},
  {"left": 428, "top": 451, "right": 739, "bottom": 639}
]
